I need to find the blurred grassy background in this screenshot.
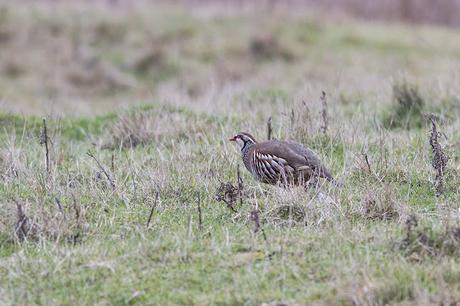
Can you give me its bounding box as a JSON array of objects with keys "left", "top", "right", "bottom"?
[{"left": 1, "top": 0, "right": 460, "bottom": 115}]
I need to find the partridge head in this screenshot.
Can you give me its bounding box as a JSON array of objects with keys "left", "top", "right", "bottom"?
[{"left": 230, "top": 132, "right": 336, "bottom": 187}]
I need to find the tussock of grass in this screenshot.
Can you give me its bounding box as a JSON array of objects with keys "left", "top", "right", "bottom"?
[
  {"left": 102, "top": 111, "right": 157, "bottom": 149},
  {"left": 396, "top": 216, "right": 460, "bottom": 260},
  {"left": 262, "top": 187, "right": 341, "bottom": 228},
  {"left": 358, "top": 184, "right": 403, "bottom": 221},
  {"left": 101, "top": 108, "right": 216, "bottom": 149},
  {"left": 383, "top": 81, "right": 426, "bottom": 129},
  {"left": 249, "top": 34, "right": 295, "bottom": 61},
  {"left": 0, "top": 135, "right": 28, "bottom": 181},
  {"left": 0, "top": 198, "right": 84, "bottom": 245}
]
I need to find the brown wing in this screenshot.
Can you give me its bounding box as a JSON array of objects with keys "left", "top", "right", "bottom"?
[{"left": 255, "top": 140, "right": 334, "bottom": 181}]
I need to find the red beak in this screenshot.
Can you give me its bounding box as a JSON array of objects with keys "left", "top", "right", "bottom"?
[{"left": 229, "top": 136, "right": 236, "bottom": 142}]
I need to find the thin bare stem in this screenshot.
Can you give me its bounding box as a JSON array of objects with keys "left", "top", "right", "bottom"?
[
  {"left": 54, "top": 197, "right": 66, "bottom": 219},
  {"left": 267, "top": 116, "right": 272, "bottom": 140},
  {"left": 363, "top": 153, "right": 372, "bottom": 174},
  {"left": 197, "top": 192, "right": 202, "bottom": 231},
  {"left": 87, "top": 151, "right": 116, "bottom": 191},
  {"left": 320, "top": 91, "right": 328, "bottom": 134},
  {"left": 71, "top": 193, "right": 81, "bottom": 245},
  {"left": 146, "top": 191, "right": 159, "bottom": 228},
  {"left": 40, "top": 118, "right": 50, "bottom": 174},
  {"left": 428, "top": 114, "right": 448, "bottom": 196},
  {"left": 111, "top": 153, "right": 115, "bottom": 173},
  {"left": 237, "top": 164, "right": 244, "bottom": 207}
]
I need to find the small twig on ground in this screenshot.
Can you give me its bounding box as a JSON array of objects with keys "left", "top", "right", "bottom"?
[
  {"left": 320, "top": 91, "right": 328, "bottom": 134},
  {"left": 40, "top": 118, "right": 50, "bottom": 174},
  {"left": 146, "top": 191, "right": 159, "bottom": 228},
  {"left": 87, "top": 151, "right": 116, "bottom": 190},
  {"left": 197, "top": 192, "right": 203, "bottom": 231},
  {"left": 428, "top": 114, "right": 448, "bottom": 196},
  {"left": 267, "top": 116, "right": 272, "bottom": 140},
  {"left": 111, "top": 153, "right": 115, "bottom": 173}
]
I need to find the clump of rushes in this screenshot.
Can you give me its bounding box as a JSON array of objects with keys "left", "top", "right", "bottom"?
[{"left": 384, "top": 81, "right": 425, "bottom": 129}]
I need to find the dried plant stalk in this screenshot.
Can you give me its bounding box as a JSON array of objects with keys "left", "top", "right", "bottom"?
[
  {"left": 267, "top": 116, "right": 272, "bottom": 140},
  {"left": 87, "top": 151, "right": 116, "bottom": 191},
  {"left": 40, "top": 118, "right": 50, "bottom": 174},
  {"left": 428, "top": 115, "right": 448, "bottom": 196},
  {"left": 320, "top": 91, "right": 328, "bottom": 134}
]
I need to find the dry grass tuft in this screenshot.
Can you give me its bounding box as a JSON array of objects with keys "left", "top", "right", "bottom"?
[
  {"left": 127, "top": 45, "right": 168, "bottom": 75},
  {"left": 384, "top": 81, "right": 425, "bottom": 129},
  {"left": 249, "top": 34, "right": 294, "bottom": 61},
  {"left": 265, "top": 188, "right": 340, "bottom": 227},
  {"left": 267, "top": 204, "right": 306, "bottom": 225},
  {"left": 0, "top": 135, "right": 28, "bottom": 181},
  {"left": 65, "top": 60, "right": 135, "bottom": 94},
  {"left": 103, "top": 112, "right": 157, "bottom": 149},
  {"left": 359, "top": 184, "right": 401, "bottom": 221},
  {"left": 14, "top": 201, "right": 39, "bottom": 242},
  {"left": 396, "top": 215, "right": 460, "bottom": 260},
  {"left": 287, "top": 101, "right": 313, "bottom": 142},
  {"left": 1, "top": 197, "right": 84, "bottom": 244},
  {"left": 103, "top": 110, "right": 178, "bottom": 149},
  {"left": 102, "top": 109, "right": 215, "bottom": 149},
  {"left": 339, "top": 277, "right": 383, "bottom": 306}
]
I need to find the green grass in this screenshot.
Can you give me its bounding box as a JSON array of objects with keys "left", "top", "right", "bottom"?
[{"left": 1, "top": 2, "right": 460, "bottom": 305}]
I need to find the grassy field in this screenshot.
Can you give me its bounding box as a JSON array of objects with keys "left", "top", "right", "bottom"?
[{"left": 1, "top": 2, "right": 460, "bottom": 305}]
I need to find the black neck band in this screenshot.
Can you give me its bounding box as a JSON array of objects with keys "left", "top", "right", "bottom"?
[{"left": 241, "top": 141, "right": 248, "bottom": 152}]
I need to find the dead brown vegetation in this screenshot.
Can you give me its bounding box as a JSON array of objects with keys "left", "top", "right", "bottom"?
[
  {"left": 249, "top": 34, "right": 294, "bottom": 61},
  {"left": 360, "top": 185, "right": 401, "bottom": 221},
  {"left": 428, "top": 114, "right": 449, "bottom": 196},
  {"left": 215, "top": 181, "right": 240, "bottom": 212},
  {"left": 397, "top": 215, "right": 460, "bottom": 260},
  {"left": 0, "top": 197, "right": 85, "bottom": 244},
  {"left": 101, "top": 110, "right": 212, "bottom": 149}
]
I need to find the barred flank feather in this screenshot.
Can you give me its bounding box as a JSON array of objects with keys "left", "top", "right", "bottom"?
[{"left": 235, "top": 132, "right": 336, "bottom": 187}]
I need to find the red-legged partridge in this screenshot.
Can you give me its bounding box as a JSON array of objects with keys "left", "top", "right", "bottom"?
[{"left": 230, "top": 132, "right": 336, "bottom": 187}]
